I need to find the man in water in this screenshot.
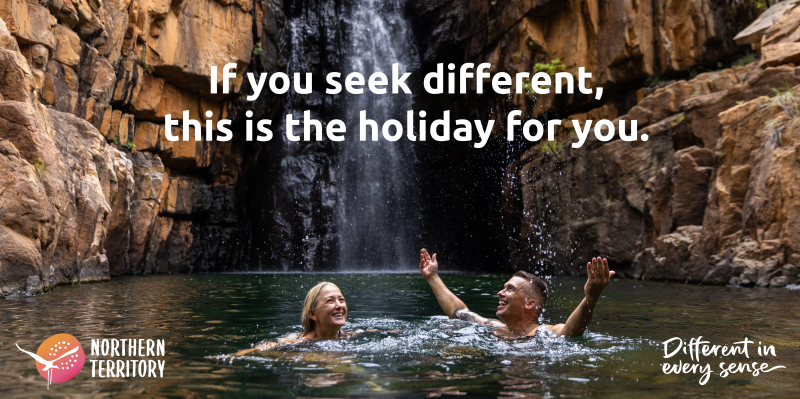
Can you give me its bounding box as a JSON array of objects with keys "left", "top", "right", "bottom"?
[{"left": 419, "top": 249, "right": 614, "bottom": 337}]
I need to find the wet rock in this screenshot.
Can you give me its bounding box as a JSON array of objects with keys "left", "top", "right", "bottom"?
[{"left": 25, "top": 275, "right": 42, "bottom": 295}]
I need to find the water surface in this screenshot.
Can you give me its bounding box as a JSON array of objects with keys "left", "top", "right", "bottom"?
[{"left": 1, "top": 274, "right": 798, "bottom": 397}]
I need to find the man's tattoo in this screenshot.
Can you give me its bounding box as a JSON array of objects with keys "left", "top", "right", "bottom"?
[{"left": 453, "top": 308, "right": 503, "bottom": 327}]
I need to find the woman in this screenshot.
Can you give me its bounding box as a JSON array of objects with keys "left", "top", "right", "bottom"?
[{"left": 231, "top": 282, "right": 349, "bottom": 356}]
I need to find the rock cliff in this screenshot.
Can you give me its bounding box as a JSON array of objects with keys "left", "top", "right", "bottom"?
[
  {"left": 409, "top": 0, "right": 767, "bottom": 269},
  {"left": 491, "top": 1, "right": 800, "bottom": 286},
  {"left": 0, "top": 0, "right": 284, "bottom": 297},
  {"left": 2, "top": 0, "right": 799, "bottom": 294}
]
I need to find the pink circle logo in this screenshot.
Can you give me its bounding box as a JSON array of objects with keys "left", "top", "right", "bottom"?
[{"left": 16, "top": 334, "right": 85, "bottom": 387}]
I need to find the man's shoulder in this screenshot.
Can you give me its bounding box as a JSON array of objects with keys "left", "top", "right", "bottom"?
[{"left": 540, "top": 324, "right": 565, "bottom": 336}]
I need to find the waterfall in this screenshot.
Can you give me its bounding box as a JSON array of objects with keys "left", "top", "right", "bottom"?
[{"left": 336, "top": 0, "right": 420, "bottom": 270}]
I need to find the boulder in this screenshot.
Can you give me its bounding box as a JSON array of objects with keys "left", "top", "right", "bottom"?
[
  {"left": 759, "top": 42, "right": 800, "bottom": 68},
  {"left": 733, "top": 0, "right": 800, "bottom": 46},
  {"left": 762, "top": 3, "right": 800, "bottom": 46}
]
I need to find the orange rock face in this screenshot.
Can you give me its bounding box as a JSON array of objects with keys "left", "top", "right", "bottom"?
[
  {"left": 502, "top": 1, "right": 800, "bottom": 286},
  {"left": 0, "top": 0, "right": 261, "bottom": 295},
  {"left": 2, "top": 0, "right": 800, "bottom": 292}
]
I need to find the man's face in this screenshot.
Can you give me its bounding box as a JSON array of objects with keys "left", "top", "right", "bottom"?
[{"left": 496, "top": 276, "right": 535, "bottom": 321}]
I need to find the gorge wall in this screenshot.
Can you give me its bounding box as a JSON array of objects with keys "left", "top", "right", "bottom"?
[
  {"left": 408, "top": 0, "right": 800, "bottom": 286},
  {"left": 1, "top": 0, "right": 799, "bottom": 296},
  {"left": 0, "top": 0, "right": 280, "bottom": 296}
]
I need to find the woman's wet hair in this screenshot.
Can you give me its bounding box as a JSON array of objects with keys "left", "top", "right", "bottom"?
[
  {"left": 513, "top": 271, "right": 548, "bottom": 308},
  {"left": 301, "top": 282, "right": 339, "bottom": 335}
]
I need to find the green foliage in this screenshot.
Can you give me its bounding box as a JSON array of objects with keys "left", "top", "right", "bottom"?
[
  {"left": 644, "top": 74, "right": 664, "bottom": 87},
  {"left": 671, "top": 115, "right": 686, "bottom": 126},
  {"left": 754, "top": 0, "right": 771, "bottom": 12},
  {"left": 732, "top": 53, "right": 756, "bottom": 67},
  {"left": 125, "top": 142, "right": 135, "bottom": 150},
  {"left": 765, "top": 83, "right": 799, "bottom": 119},
  {"left": 33, "top": 159, "right": 47, "bottom": 174},
  {"left": 136, "top": 51, "right": 154, "bottom": 74},
  {"left": 524, "top": 60, "right": 565, "bottom": 93},
  {"left": 533, "top": 59, "right": 564, "bottom": 76},
  {"left": 253, "top": 42, "right": 263, "bottom": 56},
  {"left": 490, "top": 0, "right": 497, "bottom": 5},
  {"left": 521, "top": 78, "right": 533, "bottom": 96},
  {"left": 538, "top": 139, "right": 563, "bottom": 158},
  {"left": 112, "top": 136, "right": 120, "bottom": 146},
  {"left": 276, "top": 59, "right": 282, "bottom": 67},
  {"left": 761, "top": 82, "right": 798, "bottom": 148},
  {"left": 736, "top": 100, "right": 745, "bottom": 105}
]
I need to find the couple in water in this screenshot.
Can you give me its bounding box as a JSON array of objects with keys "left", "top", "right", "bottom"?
[{"left": 233, "top": 249, "right": 614, "bottom": 355}]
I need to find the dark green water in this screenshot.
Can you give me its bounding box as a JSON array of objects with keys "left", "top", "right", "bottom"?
[{"left": 1, "top": 273, "right": 798, "bottom": 398}]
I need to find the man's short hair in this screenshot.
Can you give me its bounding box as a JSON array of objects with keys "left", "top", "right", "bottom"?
[{"left": 513, "top": 271, "right": 548, "bottom": 306}]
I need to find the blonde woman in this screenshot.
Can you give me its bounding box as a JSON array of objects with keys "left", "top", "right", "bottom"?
[{"left": 231, "top": 282, "right": 349, "bottom": 356}]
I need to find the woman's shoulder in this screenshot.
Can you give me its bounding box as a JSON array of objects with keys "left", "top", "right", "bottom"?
[{"left": 278, "top": 332, "right": 313, "bottom": 344}]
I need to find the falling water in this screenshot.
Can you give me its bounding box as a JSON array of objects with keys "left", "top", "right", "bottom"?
[{"left": 336, "top": 0, "right": 420, "bottom": 270}]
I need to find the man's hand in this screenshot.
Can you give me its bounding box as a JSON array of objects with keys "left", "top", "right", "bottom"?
[
  {"left": 547, "top": 257, "right": 615, "bottom": 338},
  {"left": 584, "top": 257, "right": 615, "bottom": 304},
  {"left": 419, "top": 248, "right": 439, "bottom": 280},
  {"left": 419, "top": 248, "right": 470, "bottom": 318}
]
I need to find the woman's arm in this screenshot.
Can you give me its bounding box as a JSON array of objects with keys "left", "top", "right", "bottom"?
[{"left": 232, "top": 341, "right": 278, "bottom": 356}]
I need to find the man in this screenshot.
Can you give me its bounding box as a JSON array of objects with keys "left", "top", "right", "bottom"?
[{"left": 419, "top": 249, "right": 614, "bottom": 337}]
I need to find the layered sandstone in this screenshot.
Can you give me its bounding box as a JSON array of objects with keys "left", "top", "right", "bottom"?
[
  {"left": 2, "top": 0, "right": 798, "bottom": 294},
  {"left": 0, "top": 0, "right": 275, "bottom": 296},
  {"left": 500, "top": 2, "right": 800, "bottom": 286}
]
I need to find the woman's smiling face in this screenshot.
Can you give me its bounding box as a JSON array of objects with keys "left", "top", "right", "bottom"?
[{"left": 310, "top": 285, "right": 347, "bottom": 329}]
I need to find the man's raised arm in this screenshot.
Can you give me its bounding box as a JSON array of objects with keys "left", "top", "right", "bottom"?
[
  {"left": 419, "top": 249, "right": 502, "bottom": 326},
  {"left": 548, "top": 257, "right": 614, "bottom": 338}
]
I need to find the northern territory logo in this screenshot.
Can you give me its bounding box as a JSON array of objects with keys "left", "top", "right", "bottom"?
[{"left": 16, "top": 333, "right": 85, "bottom": 389}]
